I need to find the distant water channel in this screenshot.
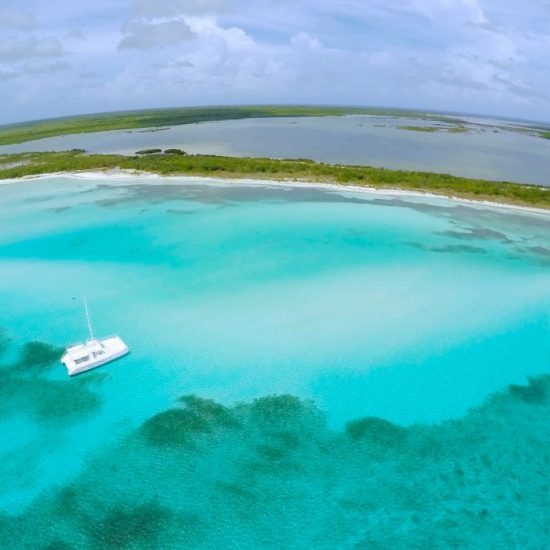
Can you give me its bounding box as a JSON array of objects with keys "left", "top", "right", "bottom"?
[
  {"left": 2, "top": 176, "right": 550, "bottom": 546},
  {"left": 2, "top": 115, "right": 550, "bottom": 185}
]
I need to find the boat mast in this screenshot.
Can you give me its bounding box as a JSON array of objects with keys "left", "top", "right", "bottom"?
[{"left": 83, "top": 296, "right": 95, "bottom": 341}]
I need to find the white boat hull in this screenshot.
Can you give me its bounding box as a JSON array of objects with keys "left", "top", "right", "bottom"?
[{"left": 61, "top": 336, "right": 129, "bottom": 376}]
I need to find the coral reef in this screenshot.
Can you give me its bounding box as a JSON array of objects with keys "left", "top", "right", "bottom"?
[
  {"left": 0, "top": 335, "right": 102, "bottom": 423},
  {"left": 3, "top": 375, "right": 550, "bottom": 548}
]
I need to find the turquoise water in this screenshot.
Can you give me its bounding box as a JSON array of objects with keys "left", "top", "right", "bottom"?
[
  {"left": 2, "top": 115, "right": 550, "bottom": 185},
  {"left": 1, "top": 176, "right": 550, "bottom": 547}
]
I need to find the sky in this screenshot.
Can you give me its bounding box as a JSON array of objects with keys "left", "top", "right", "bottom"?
[{"left": 1, "top": 0, "right": 550, "bottom": 124}]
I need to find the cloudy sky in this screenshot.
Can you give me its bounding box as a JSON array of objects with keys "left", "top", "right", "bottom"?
[{"left": 1, "top": 0, "right": 550, "bottom": 124}]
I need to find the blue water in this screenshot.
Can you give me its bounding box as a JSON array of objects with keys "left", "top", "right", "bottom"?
[{"left": 1, "top": 175, "right": 550, "bottom": 547}]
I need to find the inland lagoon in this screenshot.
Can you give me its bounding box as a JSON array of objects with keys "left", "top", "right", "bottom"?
[
  {"left": 1, "top": 175, "right": 550, "bottom": 547},
  {"left": 2, "top": 113, "right": 550, "bottom": 185}
]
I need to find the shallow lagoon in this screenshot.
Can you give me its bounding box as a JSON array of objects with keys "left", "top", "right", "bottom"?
[
  {"left": 1, "top": 176, "right": 550, "bottom": 546},
  {"left": 2, "top": 115, "right": 550, "bottom": 185}
]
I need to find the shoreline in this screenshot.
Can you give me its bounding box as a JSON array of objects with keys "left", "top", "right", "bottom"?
[{"left": 3, "top": 167, "right": 550, "bottom": 217}]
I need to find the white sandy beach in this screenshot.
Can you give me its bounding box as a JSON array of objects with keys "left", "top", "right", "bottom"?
[{"left": 2, "top": 168, "right": 550, "bottom": 218}]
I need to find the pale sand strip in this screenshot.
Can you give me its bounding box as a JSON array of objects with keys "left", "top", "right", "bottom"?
[{"left": 2, "top": 168, "right": 550, "bottom": 217}]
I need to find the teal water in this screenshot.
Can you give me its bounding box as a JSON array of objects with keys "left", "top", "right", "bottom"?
[{"left": 1, "top": 176, "right": 550, "bottom": 547}]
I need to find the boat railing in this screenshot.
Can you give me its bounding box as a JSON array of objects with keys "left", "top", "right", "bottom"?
[
  {"left": 67, "top": 335, "right": 113, "bottom": 347},
  {"left": 66, "top": 341, "right": 84, "bottom": 349}
]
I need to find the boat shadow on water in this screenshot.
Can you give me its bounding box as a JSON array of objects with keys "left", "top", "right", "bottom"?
[{"left": 0, "top": 332, "right": 105, "bottom": 423}]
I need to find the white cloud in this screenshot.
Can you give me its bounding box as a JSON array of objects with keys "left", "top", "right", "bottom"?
[
  {"left": 0, "top": 8, "right": 36, "bottom": 30},
  {"left": 290, "top": 32, "right": 322, "bottom": 51},
  {"left": 67, "top": 29, "right": 85, "bottom": 40},
  {"left": 2, "top": 0, "right": 550, "bottom": 123},
  {"left": 23, "top": 61, "right": 71, "bottom": 75},
  {"left": 0, "top": 36, "right": 64, "bottom": 62},
  {"left": 407, "top": 0, "right": 489, "bottom": 25},
  {"left": 132, "top": 0, "right": 227, "bottom": 18},
  {"left": 119, "top": 20, "right": 195, "bottom": 49},
  {"left": 185, "top": 16, "right": 255, "bottom": 49},
  {"left": 0, "top": 68, "right": 16, "bottom": 81}
]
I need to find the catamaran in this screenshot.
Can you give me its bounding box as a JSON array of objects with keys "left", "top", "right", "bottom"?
[{"left": 61, "top": 297, "right": 129, "bottom": 376}]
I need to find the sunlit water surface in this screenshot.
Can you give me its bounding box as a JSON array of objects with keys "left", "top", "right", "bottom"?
[{"left": 1, "top": 176, "right": 550, "bottom": 547}]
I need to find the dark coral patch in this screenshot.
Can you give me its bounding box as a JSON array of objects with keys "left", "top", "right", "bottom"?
[
  {"left": 508, "top": 376, "right": 549, "bottom": 404},
  {"left": 528, "top": 246, "right": 550, "bottom": 258},
  {"left": 5, "top": 376, "right": 550, "bottom": 548},
  {"left": 430, "top": 244, "right": 487, "bottom": 254},
  {"left": 406, "top": 242, "right": 487, "bottom": 255},
  {"left": 345, "top": 416, "right": 408, "bottom": 447},
  {"left": 17, "top": 341, "right": 64, "bottom": 372},
  {"left": 140, "top": 408, "right": 209, "bottom": 446},
  {"left": 265, "top": 430, "right": 301, "bottom": 449},
  {"left": 48, "top": 206, "right": 72, "bottom": 213},
  {"left": 249, "top": 394, "right": 319, "bottom": 427},
  {"left": 31, "top": 379, "right": 101, "bottom": 421},
  {"left": 54, "top": 484, "right": 82, "bottom": 517},
  {"left": 216, "top": 481, "right": 257, "bottom": 502},
  {"left": 140, "top": 395, "right": 238, "bottom": 447},
  {"left": 43, "top": 540, "right": 74, "bottom": 550},
  {"left": 179, "top": 395, "right": 238, "bottom": 428},
  {"left": 0, "top": 329, "right": 10, "bottom": 358},
  {"left": 256, "top": 444, "right": 286, "bottom": 461},
  {"left": 86, "top": 501, "right": 170, "bottom": 549},
  {"left": 165, "top": 209, "right": 195, "bottom": 215},
  {"left": 438, "top": 228, "right": 510, "bottom": 242},
  {"left": 0, "top": 339, "right": 102, "bottom": 422}
]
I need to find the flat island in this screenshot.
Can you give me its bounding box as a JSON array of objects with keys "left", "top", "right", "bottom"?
[
  {"left": 1, "top": 106, "right": 549, "bottom": 209},
  {"left": 2, "top": 148, "right": 550, "bottom": 210},
  {"left": 0, "top": 105, "right": 473, "bottom": 146}
]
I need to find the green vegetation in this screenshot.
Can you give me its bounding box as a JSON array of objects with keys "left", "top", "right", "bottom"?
[
  {"left": 138, "top": 147, "right": 187, "bottom": 156},
  {"left": 397, "top": 124, "right": 469, "bottom": 134},
  {"left": 447, "top": 126, "right": 468, "bottom": 133},
  {"left": 2, "top": 149, "right": 550, "bottom": 209},
  {"left": 135, "top": 148, "right": 162, "bottom": 155},
  {"left": 0, "top": 106, "right": 371, "bottom": 146},
  {"left": 0, "top": 105, "right": 471, "bottom": 146},
  {"left": 540, "top": 131, "right": 550, "bottom": 140},
  {"left": 397, "top": 125, "right": 439, "bottom": 132}
]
